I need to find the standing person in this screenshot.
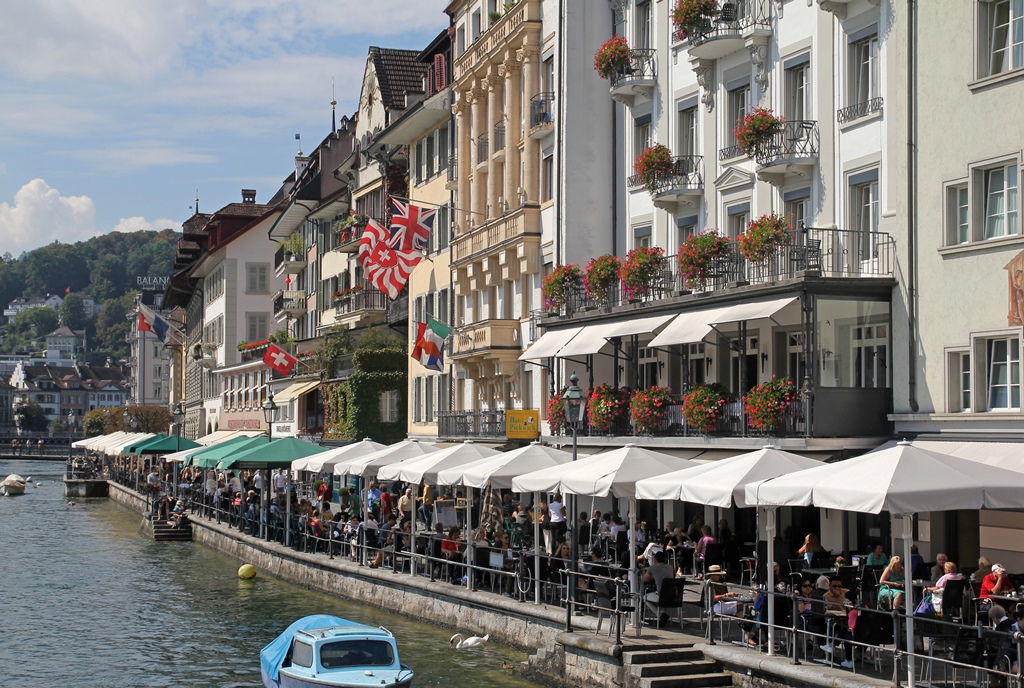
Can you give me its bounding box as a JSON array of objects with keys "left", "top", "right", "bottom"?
[
  {"left": 37, "top": 438, "right": 44, "bottom": 455},
  {"left": 686, "top": 515, "right": 704, "bottom": 543},
  {"left": 227, "top": 471, "right": 243, "bottom": 497},
  {"left": 548, "top": 493, "right": 567, "bottom": 546},
  {"left": 397, "top": 488, "right": 414, "bottom": 526},
  {"left": 274, "top": 468, "right": 286, "bottom": 495},
  {"left": 418, "top": 483, "right": 434, "bottom": 529},
  {"left": 717, "top": 518, "right": 732, "bottom": 545}
]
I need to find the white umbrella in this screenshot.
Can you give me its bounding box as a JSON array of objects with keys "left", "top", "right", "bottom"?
[
  {"left": 636, "top": 445, "right": 822, "bottom": 507},
  {"left": 85, "top": 431, "right": 127, "bottom": 452},
  {"left": 333, "top": 439, "right": 439, "bottom": 478},
  {"left": 377, "top": 441, "right": 500, "bottom": 485},
  {"left": 291, "top": 438, "right": 385, "bottom": 473},
  {"left": 511, "top": 443, "right": 697, "bottom": 498},
  {"left": 105, "top": 432, "right": 155, "bottom": 456},
  {"left": 73, "top": 433, "right": 113, "bottom": 449},
  {"left": 437, "top": 442, "right": 572, "bottom": 489}
]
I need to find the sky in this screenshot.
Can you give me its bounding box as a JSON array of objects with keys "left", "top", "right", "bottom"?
[{"left": 0, "top": 0, "right": 451, "bottom": 255}]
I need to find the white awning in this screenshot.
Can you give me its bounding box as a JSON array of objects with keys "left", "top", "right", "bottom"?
[
  {"left": 518, "top": 327, "right": 583, "bottom": 361},
  {"left": 710, "top": 296, "right": 798, "bottom": 327},
  {"left": 648, "top": 305, "right": 734, "bottom": 347},
  {"left": 557, "top": 314, "right": 675, "bottom": 357},
  {"left": 274, "top": 380, "right": 320, "bottom": 403}
]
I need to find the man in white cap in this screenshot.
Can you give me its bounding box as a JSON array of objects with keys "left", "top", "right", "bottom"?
[{"left": 981, "top": 562, "right": 1016, "bottom": 601}]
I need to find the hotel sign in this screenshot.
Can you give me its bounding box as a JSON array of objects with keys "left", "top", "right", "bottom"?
[{"left": 506, "top": 410, "right": 540, "bottom": 440}]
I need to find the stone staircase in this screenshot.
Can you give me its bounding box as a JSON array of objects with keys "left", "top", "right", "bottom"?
[
  {"left": 141, "top": 517, "right": 194, "bottom": 542},
  {"left": 623, "top": 643, "right": 733, "bottom": 688}
]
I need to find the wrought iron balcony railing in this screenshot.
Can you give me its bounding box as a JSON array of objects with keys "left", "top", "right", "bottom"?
[
  {"left": 333, "top": 286, "right": 388, "bottom": 317},
  {"left": 608, "top": 49, "right": 657, "bottom": 89},
  {"left": 476, "top": 134, "right": 489, "bottom": 165},
  {"left": 646, "top": 155, "right": 704, "bottom": 194},
  {"left": 837, "top": 97, "right": 884, "bottom": 124},
  {"left": 438, "top": 410, "right": 506, "bottom": 440},
  {"left": 530, "top": 92, "right": 555, "bottom": 129},
  {"left": 686, "top": 0, "right": 771, "bottom": 47},
  {"left": 492, "top": 123, "right": 505, "bottom": 154},
  {"left": 718, "top": 143, "right": 744, "bottom": 161},
  {"left": 754, "top": 120, "right": 819, "bottom": 168}
]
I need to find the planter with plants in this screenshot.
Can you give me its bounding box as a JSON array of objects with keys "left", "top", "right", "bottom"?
[
  {"left": 542, "top": 264, "right": 583, "bottom": 313},
  {"left": 742, "top": 375, "right": 800, "bottom": 432},
  {"left": 587, "top": 384, "right": 630, "bottom": 435},
  {"left": 671, "top": 0, "right": 718, "bottom": 41},
  {"left": 332, "top": 285, "right": 365, "bottom": 304},
  {"left": 593, "top": 34, "right": 632, "bottom": 80},
  {"left": 620, "top": 246, "right": 664, "bottom": 301},
  {"left": 681, "top": 382, "right": 732, "bottom": 434},
  {"left": 738, "top": 213, "right": 791, "bottom": 263},
  {"left": 489, "top": 10, "right": 502, "bottom": 21},
  {"left": 678, "top": 230, "right": 730, "bottom": 290},
  {"left": 336, "top": 211, "right": 369, "bottom": 241},
  {"left": 584, "top": 254, "right": 621, "bottom": 307},
  {"left": 547, "top": 391, "right": 567, "bottom": 436},
  {"left": 734, "top": 107, "right": 784, "bottom": 160},
  {"left": 630, "top": 385, "right": 674, "bottom": 435},
  {"left": 286, "top": 232, "right": 305, "bottom": 259},
  {"left": 634, "top": 143, "right": 675, "bottom": 193}
]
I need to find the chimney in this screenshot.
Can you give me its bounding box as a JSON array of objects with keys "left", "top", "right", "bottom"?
[{"left": 242, "top": 189, "right": 256, "bottom": 204}]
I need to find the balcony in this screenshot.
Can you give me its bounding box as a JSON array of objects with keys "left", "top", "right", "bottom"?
[
  {"left": 687, "top": 0, "right": 771, "bottom": 61},
  {"left": 274, "top": 245, "right": 307, "bottom": 276},
  {"left": 647, "top": 155, "right": 704, "bottom": 210},
  {"left": 451, "top": 205, "right": 541, "bottom": 267},
  {"left": 754, "top": 120, "right": 820, "bottom": 184},
  {"left": 451, "top": 319, "right": 522, "bottom": 378},
  {"left": 609, "top": 49, "right": 657, "bottom": 105},
  {"left": 333, "top": 286, "right": 388, "bottom": 329},
  {"left": 446, "top": 152, "right": 458, "bottom": 190},
  {"left": 332, "top": 220, "right": 369, "bottom": 254},
  {"left": 492, "top": 123, "right": 505, "bottom": 161},
  {"left": 387, "top": 294, "right": 408, "bottom": 325},
  {"left": 718, "top": 143, "right": 744, "bottom": 162},
  {"left": 529, "top": 92, "right": 555, "bottom": 139},
  {"left": 837, "top": 97, "right": 884, "bottom": 125},
  {"left": 273, "top": 290, "right": 305, "bottom": 317},
  {"left": 476, "top": 134, "right": 489, "bottom": 171},
  {"left": 453, "top": 0, "right": 542, "bottom": 82},
  {"left": 437, "top": 410, "right": 507, "bottom": 441}
]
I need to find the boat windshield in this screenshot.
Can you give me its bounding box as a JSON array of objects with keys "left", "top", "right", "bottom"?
[
  {"left": 319, "top": 639, "right": 395, "bottom": 668},
  {"left": 291, "top": 640, "right": 314, "bottom": 668}
]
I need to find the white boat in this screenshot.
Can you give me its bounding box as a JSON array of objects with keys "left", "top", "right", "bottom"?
[
  {"left": 261, "top": 615, "right": 414, "bottom": 688},
  {"left": 1, "top": 474, "right": 27, "bottom": 496}
]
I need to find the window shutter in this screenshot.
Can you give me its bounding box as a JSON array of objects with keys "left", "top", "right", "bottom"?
[{"left": 434, "top": 54, "right": 447, "bottom": 91}]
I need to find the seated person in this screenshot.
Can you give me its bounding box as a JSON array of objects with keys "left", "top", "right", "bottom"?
[
  {"left": 981, "top": 563, "right": 1016, "bottom": 599},
  {"left": 877, "top": 555, "right": 906, "bottom": 610},
  {"left": 694, "top": 525, "right": 716, "bottom": 563},
  {"left": 798, "top": 579, "right": 827, "bottom": 643},
  {"left": 708, "top": 565, "right": 738, "bottom": 616},
  {"left": 642, "top": 550, "right": 676, "bottom": 627},
  {"left": 926, "top": 560, "right": 964, "bottom": 592},
  {"left": 798, "top": 533, "right": 826, "bottom": 567},
  {"left": 864, "top": 542, "right": 888, "bottom": 567},
  {"left": 821, "top": 577, "right": 855, "bottom": 668},
  {"left": 929, "top": 553, "right": 949, "bottom": 584}
]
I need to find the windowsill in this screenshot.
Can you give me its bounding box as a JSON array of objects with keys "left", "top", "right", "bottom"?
[
  {"left": 938, "top": 233, "right": 1024, "bottom": 256},
  {"left": 540, "top": 199, "right": 554, "bottom": 210},
  {"left": 968, "top": 67, "right": 1024, "bottom": 92},
  {"left": 890, "top": 411, "right": 1024, "bottom": 421},
  {"left": 838, "top": 108, "right": 883, "bottom": 132}
]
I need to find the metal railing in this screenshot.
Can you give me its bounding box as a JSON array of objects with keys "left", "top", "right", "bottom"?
[
  {"left": 273, "top": 290, "right": 305, "bottom": 316},
  {"left": 334, "top": 287, "right": 388, "bottom": 316},
  {"left": 447, "top": 152, "right": 458, "bottom": 183},
  {"left": 687, "top": 0, "right": 771, "bottom": 47},
  {"left": 837, "top": 97, "right": 884, "bottom": 124},
  {"left": 754, "top": 120, "right": 820, "bottom": 168},
  {"left": 492, "top": 123, "right": 505, "bottom": 154},
  {"left": 530, "top": 92, "right": 555, "bottom": 129},
  {"left": 437, "top": 410, "right": 506, "bottom": 439},
  {"left": 609, "top": 48, "right": 657, "bottom": 89},
  {"left": 718, "top": 143, "right": 745, "bottom": 161},
  {"left": 476, "top": 134, "right": 489, "bottom": 165},
  {"left": 647, "top": 155, "right": 704, "bottom": 195}
]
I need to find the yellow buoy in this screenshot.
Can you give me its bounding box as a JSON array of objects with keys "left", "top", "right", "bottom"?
[{"left": 238, "top": 563, "right": 257, "bottom": 579}]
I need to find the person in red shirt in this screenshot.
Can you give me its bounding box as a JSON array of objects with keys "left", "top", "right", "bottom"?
[
  {"left": 442, "top": 527, "right": 463, "bottom": 585},
  {"left": 980, "top": 563, "right": 1016, "bottom": 599}
]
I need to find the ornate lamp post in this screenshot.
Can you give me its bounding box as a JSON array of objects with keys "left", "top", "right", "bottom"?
[
  {"left": 172, "top": 402, "right": 184, "bottom": 452},
  {"left": 262, "top": 393, "right": 278, "bottom": 443},
  {"left": 67, "top": 410, "right": 74, "bottom": 461},
  {"left": 562, "top": 372, "right": 586, "bottom": 632}
]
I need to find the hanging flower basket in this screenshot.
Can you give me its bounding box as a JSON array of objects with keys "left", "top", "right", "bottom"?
[
  {"left": 681, "top": 383, "right": 732, "bottom": 434},
  {"left": 630, "top": 386, "right": 674, "bottom": 435},
  {"left": 593, "top": 34, "right": 632, "bottom": 79},
  {"left": 734, "top": 107, "right": 784, "bottom": 159},
  {"left": 634, "top": 144, "right": 675, "bottom": 192},
  {"left": 743, "top": 376, "right": 800, "bottom": 431},
  {"left": 587, "top": 384, "right": 630, "bottom": 434},
  {"left": 620, "top": 246, "right": 664, "bottom": 301},
  {"left": 542, "top": 264, "right": 583, "bottom": 311},
  {"left": 584, "top": 254, "right": 621, "bottom": 306},
  {"left": 672, "top": 0, "right": 718, "bottom": 41},
  {"left": 738, "top": 213, "right": 792, "bottom": 263},
  {"left": 678, "top": 230, "right": 729, "bottom": 290},
  {"left": 547, "top": 391, "right": 567, "bottom": 436}
]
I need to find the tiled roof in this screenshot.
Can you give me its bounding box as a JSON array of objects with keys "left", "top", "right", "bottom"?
[
  {"left": 370, "top": 47, "right": 428, "bottom": 111},
  {"left": 213, "top": 202, "right": 274, "bottom": 218},
  {"left": 182, "top": 213, "right": 212, "bottom": 233}
]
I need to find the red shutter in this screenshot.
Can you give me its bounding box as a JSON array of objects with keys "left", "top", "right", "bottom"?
[{"left": 434, "top": 54, "right": 447, "bottom": 91}]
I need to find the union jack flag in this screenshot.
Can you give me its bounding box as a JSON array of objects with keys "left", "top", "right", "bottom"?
[
  {"left": 390, "top": 198, "right": 434, "bottom": 253},
  {"left": 358, "top": 217, "right": 423, "bottom": 299}
]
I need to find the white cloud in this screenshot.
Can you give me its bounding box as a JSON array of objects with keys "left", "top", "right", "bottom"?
[
  {"left": 0, "top": 179, "right": 97, "bottom": 251},
  {"left": 112, "top": 216, "right": 180, "bottom": 234}
]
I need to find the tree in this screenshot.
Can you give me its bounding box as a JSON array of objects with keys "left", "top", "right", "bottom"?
[
  {"left": 14, "top": 402, "right": 49, "bottom": 432},
  {"left": 1, "top": 306, "right": 61, "bottom": 352},
  {"left": 94, "top": 293, "right": 136, "bottom": 361},
  {"left": 83, "top": 408, "right": 109, "bottom": 437},
  {"left": 23, "top": 242, "right": 88, "bottom": 296},
  {"left": 111, "top": 405, "right": 172, "bottom": 433},
  {"left": 58, "top": 293, "right": 88, "bottom": 329}
]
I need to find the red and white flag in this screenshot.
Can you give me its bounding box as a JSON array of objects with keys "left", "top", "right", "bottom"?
[
  {"left": 358, "top": 217, "right": 422, "bottom": 299},
  {"left": 263, "top": 344, "right": 298, "bottom": 376}
]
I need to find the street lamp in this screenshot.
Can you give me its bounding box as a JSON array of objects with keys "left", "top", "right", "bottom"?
[
  {"left": 262, "top": 393, "right": 278, "bottom": 443},
  {"left": 172, "top": 402, "right": 184, "bottom": 452},
  {"left": 66, "top": 410, "right": 74, "bottom": 461},
  {"left": 801, "top": 375, "right": 814, "bottom": 438},
  {"left": 562, "top": 372, "right": 586, "bottom": 632}
]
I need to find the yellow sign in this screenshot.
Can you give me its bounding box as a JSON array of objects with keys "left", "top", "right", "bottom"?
[{"left": 506, "top": 410, "right": 540, "bottom": 440}]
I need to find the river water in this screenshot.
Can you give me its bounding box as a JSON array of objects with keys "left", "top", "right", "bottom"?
[{"left": 0, "top": 460, "right": 542, "bottom": 687}]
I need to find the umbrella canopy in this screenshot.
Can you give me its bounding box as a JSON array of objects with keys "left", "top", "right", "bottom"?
[
  {"left": 377, "top": 441, "right": 500, "bottom": 484},
  {"left": 334, "top": 439, "right": 439, "bottom": 478},
  {"left": 745, "top": 441, "right": 1024, "bottom": 514},
  {"left": 217, "top": 437, "right": 325, "bottom": 471},
  {"left": 124, "top": 434, "right": 168, "bottom": 453},
  {"left": 132, "top": 435, "right": 202, "bottom": 455},
  {"left": 73, "top": 433, "right": 114, "bottom": 449},
  {"left": 512, "top": 444, "right": 699, "bottom": 498},
  {"left": 291, "top": 439, "right": 385, "bottom": 473},
  {"left": 437, "top": 442, "right": 572, "bottom": 489},
  {"left": 88, "top": 431, "right": 131, "bottom": 453},
  {"left": 635, "top": 445, "right": 823, "bottom": 507},
  {"left": 105, "top": 433, "right": 156, "bottom": 456},
  {"left": 191, "top": 436, "right": 269, "bottom": 468}
]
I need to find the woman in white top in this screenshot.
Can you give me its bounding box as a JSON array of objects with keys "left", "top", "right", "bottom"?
[{"left": 548, "top": 494, "right": 567, "bottom": 548}]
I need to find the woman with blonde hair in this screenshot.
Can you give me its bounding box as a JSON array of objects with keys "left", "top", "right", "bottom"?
[
  {"left": 877, "top": 555, "right": 906, "bottom": 609},
  {"left": 798, "top": 533, "right": 825, "bottom": 566}
]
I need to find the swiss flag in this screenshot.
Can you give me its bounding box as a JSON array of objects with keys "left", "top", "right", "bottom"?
[{"left": 262, "top": 344, "right": 298, "bottom": 376}]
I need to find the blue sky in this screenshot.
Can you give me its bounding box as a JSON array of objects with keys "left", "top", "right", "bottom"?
[{"left": 0, "top": 0, "right": 450, "bottom": 254}]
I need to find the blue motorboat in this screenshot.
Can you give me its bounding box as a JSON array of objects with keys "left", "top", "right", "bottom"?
[{"left": 261, "top": 615, "right": 414, "bottom": 688}]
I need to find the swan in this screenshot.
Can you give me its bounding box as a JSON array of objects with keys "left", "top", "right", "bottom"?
[
  {"left": 450, "top": 633, "right": 489, "bottom": 649},
  {"left": 25, "top": 476, "right": 32, "bottom": 482}
]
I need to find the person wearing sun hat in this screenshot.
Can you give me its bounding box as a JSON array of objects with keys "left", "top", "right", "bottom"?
[
  {"left": 708, "top": 564, "right": 739, "bottom": 615},
  {"left": 981, "top": 563, "right": 1016, "bottom": 600}
]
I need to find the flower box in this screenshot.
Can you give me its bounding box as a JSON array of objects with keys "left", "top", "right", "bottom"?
[
  {"left": 630, "top": 386, "right": 673, "bottom": 435},
  {"left": 734, "top": 107, "right": 784, "bottom": 160},
  {"left": 678, "top": 230, "right": 729, "bottom": 291},
  {"left": 672, "top": 0, "right": 718, "bottom": 42},
  {"left": 542, "top": 264, "right": 583, "bottom": 311},
  {"left": 682, "top": 383, "right": 732, "bottom": 434},
  {"left": 594, "top": 34, "right": 631, "bottom": 80},
  {"left": 620, "top": 246, "right": 664, "bottom": 301},
  {"left": 742, "top": 376, "right": 800, "bottom": 432},
  {"left": 634, "top": 144, "right": 675, "bottom": 192},
  {"left": 738, "top": 213, "right": 791, "bottom": 263},
  {"left": 584, "top": 254, "right": 621, "bottom": 307}
]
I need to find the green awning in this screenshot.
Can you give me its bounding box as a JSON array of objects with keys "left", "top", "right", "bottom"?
[
  {"left": 216, "top": 437, "right": 326, "bottom": 471},
  {"left": 125, "top": 434, "right": 168, "bottom": 453},
  {"left": 176, "top": 435, "right": 251, "bottom": 465},
  {"left": 132, "top": 435, "right": 202, "bottom": 455},
  {"left": 192, "top": 436, "right": 270, "bottom": 469}
]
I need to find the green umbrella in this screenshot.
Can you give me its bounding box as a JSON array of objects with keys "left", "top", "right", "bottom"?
[
  {"left": 124, "top": 434, "right": 168, "bottom": 453},
  {"left": 133, "top": 435, "right": 202, "bottom": 455},
  {"left": 181, "top": 435, "right": 255, "bottom": 466},
  {"left": 192, "top": 436, "right": 270, "bottom": 469},
  {"left": 216, "top": 437, "right": 325, "bottom": 471}
]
